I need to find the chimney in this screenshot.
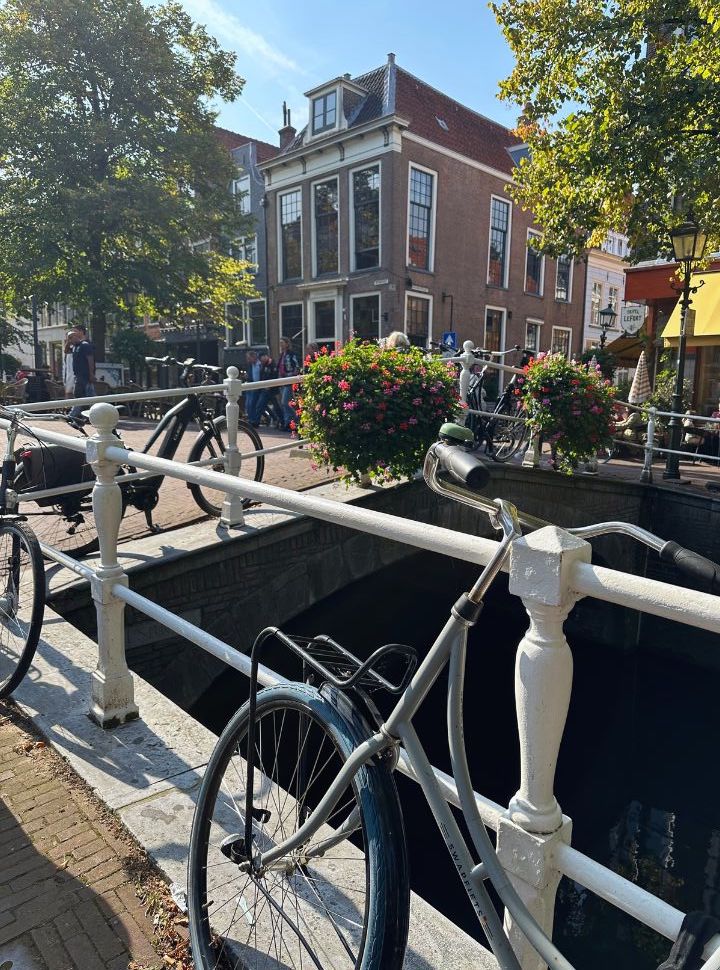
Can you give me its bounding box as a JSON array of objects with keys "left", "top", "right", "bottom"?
[
  {"left": 387, "top": 52, "right": 396, "bottom": 65},
  {"left": 279, "top": 101, "right": 296, "bottom": 150}
]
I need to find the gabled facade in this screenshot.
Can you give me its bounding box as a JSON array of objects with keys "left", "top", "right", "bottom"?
[
  {"left": 259, "top": 54, "right": 586, "bottom": 382},
  {"left": 582, "top": 231, "right": 630, "bottom": 352}
]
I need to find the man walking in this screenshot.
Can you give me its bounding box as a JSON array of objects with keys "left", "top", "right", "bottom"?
[{"left": 64, "top": 323, "right": 96, "bottom": 420}]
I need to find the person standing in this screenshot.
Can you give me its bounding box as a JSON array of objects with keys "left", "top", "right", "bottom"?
[
  {"left": 63, "top": 334, "right": 75, "bottom": 397},
  {"left": 277, "top": 337, "right": 300, "bottom": 430},
  {"left": 244, "top": 349, "right": 262, "bottom": 426},
  {"left": 64, "top": 323, "right": 96, "bottom": 420}
]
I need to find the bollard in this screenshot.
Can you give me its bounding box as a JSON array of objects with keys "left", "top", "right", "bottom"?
[
  {"left": 86, "top": 403, "right": 138, "bottom": 728},
  {"left": 220, "top": 366, "right": 245, "bottom": 529},
  {"left": 640, "top": 406, "right": 656, "bottom": 484},
  {"left": 496, "top": 525, "right": 590, "bottom": 968},
  {"left": 522, "top": 429, "right": 541, "bottom": 469}
]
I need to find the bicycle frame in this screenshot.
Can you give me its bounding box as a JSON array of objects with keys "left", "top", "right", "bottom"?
[{"left": 245, "top": 462, "right": 573, "bottom": 970}]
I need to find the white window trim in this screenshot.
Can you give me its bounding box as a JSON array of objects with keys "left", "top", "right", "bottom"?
[
  {"left": 308, "top": 292, "right": 341, "bottom": 347},
  {"left": 589, "top": 281, "right": 604, "bottom": 328},
  {"left": 555, "top": 255, "right": 573, "bottom": 303},
  {"left": 311, "top": 175, "right": 340, "bottom": 279},
  {"left": 483, "top": 304, "right": 507, "bottom": 392},
  {"left": 350, "top": 292, "right": 382, "bottom": 341},
  {"left": 349, "top": 161, "right": 382, "bottom": 273},
  {"left": 551, "top": 325, "right": 573, "bottom": 359},
  {"left": 525, "top": 229, "right": 545, "bottom": 297},
  {"left": 405, "top": 162, "right": 438, "bottom": 273},
  {"left": 278, "top": 301, "right": 304, "bottom": 348},
  {"left": 487, "top": 194, "right": 512, "bottom": 289},
  {"left": 234, "top": 234, "right": 258, "bottom": 266},
  {"left": 245, "top": 298, "right": 267, "bottom": 345},
  {"left": 309, "top": 87, "right": 340, "bottom": 139},
  {"left": 277, "top": 186, "right": 303, "bottom": 283},
  {"left": 525, "top": 317, "right": 544, "bottom": 354},
  {"left": 403, "top": 292, "right": 433, "bottom": 348},
  {"left": 233, "top": 175, "right": 251, "bottom": 215}
]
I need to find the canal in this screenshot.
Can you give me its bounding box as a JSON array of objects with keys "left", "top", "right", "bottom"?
[{"left": 181, "top": 548, "right": 718, "bottom": 969}]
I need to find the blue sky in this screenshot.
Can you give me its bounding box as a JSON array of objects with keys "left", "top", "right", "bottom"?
[{"left": 179, "top": 0, "right": 520, "bottom": 144}]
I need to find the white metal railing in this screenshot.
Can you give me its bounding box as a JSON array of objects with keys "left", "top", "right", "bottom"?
[{"left": 24, "top": 397, "right": 720, "bottom": 967}]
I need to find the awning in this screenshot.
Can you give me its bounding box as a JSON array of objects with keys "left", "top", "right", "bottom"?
[
  {"left": 605, "top": 330, "right": 646, "bottom": 363},
  {"left": 662, "top": 272, "right": 720, "bottom": 347}
]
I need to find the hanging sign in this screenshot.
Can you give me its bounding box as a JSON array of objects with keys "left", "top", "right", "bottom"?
[{"left": 620, "top": 305, "right": 645, "bottom": 335}]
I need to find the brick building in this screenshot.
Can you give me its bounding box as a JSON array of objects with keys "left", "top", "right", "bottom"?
[{"left": 259, "top": 54, "right": 586, "bottom": 385}]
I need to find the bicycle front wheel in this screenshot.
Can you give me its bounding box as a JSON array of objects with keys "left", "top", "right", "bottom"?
[
  {"left": 0, "top": 521, "right": 45, "bottom": 698},
  {"left": 188, "top": 683, "right": 409, "bottom": 970},
  {"left": 187, "top": 417, "right": 264, "bottom": 517},
  {"left": 489, "top": 406, "right": 527, "bottom": 463}
]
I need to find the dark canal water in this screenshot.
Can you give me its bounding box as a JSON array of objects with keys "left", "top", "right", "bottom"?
[{"left": 191, "top": 550, "right": 720, "bottom": 970}]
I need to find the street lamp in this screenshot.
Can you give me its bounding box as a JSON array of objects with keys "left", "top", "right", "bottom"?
[
  {"left": 663, "top": 216, "right": 707, "bottom": 480},
  {"left": 597, "top": 304, "right": 617, "bottom": 348}
]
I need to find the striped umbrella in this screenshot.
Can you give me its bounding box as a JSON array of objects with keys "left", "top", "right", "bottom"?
[{"left": 628, "top": 350, "right": 652, "bottom": 404}]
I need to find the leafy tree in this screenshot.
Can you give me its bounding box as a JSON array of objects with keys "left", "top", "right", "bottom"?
[
  {"left": 491, "top": 0, "right": 720, "bottom": 259},
  {"left": 109, "top": 327, "right": 156, "bottom": 377},
  {"left": 0, "top": 0, "right": 257, "bottom": 358}
]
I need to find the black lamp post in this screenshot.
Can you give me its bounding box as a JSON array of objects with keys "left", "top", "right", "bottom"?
[
  {"left": 663, "top": 217, "right": 707, "bottom": 480},
  {"left": 597, "top": 304, "right": 617, "bottom": 348}
]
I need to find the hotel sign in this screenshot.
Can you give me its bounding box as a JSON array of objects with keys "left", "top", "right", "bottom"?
[{"left": 620, "top": 305, "right": 645, "bottom": 334}]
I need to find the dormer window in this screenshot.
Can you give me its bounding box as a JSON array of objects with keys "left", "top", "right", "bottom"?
[{"left": 312, "top": 91, "right": 337, "bottom": 135}]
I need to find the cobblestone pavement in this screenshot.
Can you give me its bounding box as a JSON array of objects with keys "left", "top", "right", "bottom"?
[
  {"left": 0, "top": 703, "right": 176, "bottom": 969},
  {"left": 16, "top": 416, "right": 339, "bottom": 548}
]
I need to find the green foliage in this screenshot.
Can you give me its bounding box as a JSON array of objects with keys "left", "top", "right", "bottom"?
[
  {"left": 580, "top": 347, "right": 617, "bottom": 379},
  {"left": 295, "top": 342, "right": 460, "bottom": 483},
  {"left": 491, "top": 0, "right": 720, "bottom": 259},
  {"left": 642, "top": 366, "right": 692, "bottom": 428},
  {"left": 0, "top": 0, "right": 255, "bottom": 356},
  {"left": 109, "top": 328, "right": 155, "bottom": 370},
  {"left": 521, "top": 353, "right": 616, "bottom": 472}
]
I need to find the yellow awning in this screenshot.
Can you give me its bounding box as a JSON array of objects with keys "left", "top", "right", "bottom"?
[{"left": 663, "top": 272, "right": 720, "bottom": 347}]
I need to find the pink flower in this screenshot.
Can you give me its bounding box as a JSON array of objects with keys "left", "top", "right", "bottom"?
[
  {"left": 342, "top": 401, "right": 358, "bottom": 410},
  {"left": 408, "top": 416, "right": 418, "bottom": 425},
  {"left": 338, "top": 379, "right": 351, "bottom": 391}
]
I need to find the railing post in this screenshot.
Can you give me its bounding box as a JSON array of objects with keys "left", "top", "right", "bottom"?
[
  {"left": 220, "top": 365, "right": 245, "bottom": 529},
  {"left": 522, "top": 430, "right": 541, "bottom": 468},
  {"left": 86, "top": 403, "right": 138, "bottom": 728},
  {"left": 641, "top": 406, "right": 656, "bottom": 484},
  {"left": 457, "top": 339, "right": 475, "bottom": 420},
  {"left": 496, "top": 525, "right": 591, "bottom": 969}
]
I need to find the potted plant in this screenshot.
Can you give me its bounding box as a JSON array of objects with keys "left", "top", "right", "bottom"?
[
  {"left": 521, "top": 353, "right": 616, "bottom": 472},
  {"left": 293, "top": 340, "right": 459, "bottom": 482}
]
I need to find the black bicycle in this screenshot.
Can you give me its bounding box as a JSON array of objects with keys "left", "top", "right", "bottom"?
[
  {"left": 465, "top": 346, "right": 531, "bottom": 462},
  {"left": 14, "top": 358, "right": 264, "bottom": 557},
  {"left": 0, "top": 407, "right": 45, "bottom": 698}
]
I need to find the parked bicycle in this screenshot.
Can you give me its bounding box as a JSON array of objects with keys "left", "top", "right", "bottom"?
[
  {"left": 187, "top": 421, "right": 720, "bottom": 970},
  {"left": 0, "top": 407, "right": 46, "bottom": 699},
  {"left": 14, "top": 358, "right": 264, "bottom": 557},
  {"left": 464, "top": 345, "right": 531, "bottom": 462}
]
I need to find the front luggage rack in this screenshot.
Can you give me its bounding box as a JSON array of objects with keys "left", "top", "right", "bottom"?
[{"left": 251, "top": 627, "right": 418, "bottom": 696}]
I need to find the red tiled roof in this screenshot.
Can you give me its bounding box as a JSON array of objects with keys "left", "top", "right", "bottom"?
[
  {"left": 394, "top": 68, "right": 516, "bottom": 176},
  {"left": 214, "top": 125, "right": 279, "bottom": 160}
]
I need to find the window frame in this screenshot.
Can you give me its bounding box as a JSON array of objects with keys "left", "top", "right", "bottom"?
[
  {"left": 277, "top": 186, "right": 303, "bottom": 283},
  {"left": 308, "top": 293, "right": 341, "bottom": 349},
  {"left": 311, "top": 176, "right": 340, "bottom": 278},
  {"left": 524, "top": 229, "right": 545, "bottom": 297},
  {"left": 590, "top": 281, "right": 603, "bottom": 327},
  {"left": 403, "top": 292, "right": 433, "bottom": 348},
  {"left": 349, "top": 161, "right": 382, "bottom": 273},
  {"left": 405, "top": 162, "right": 438, "bottom": 273},
  {"left": 483, "top": 304, "right": 507, "bottom": 394},
  {"left": 555, "top": 255, "right": 573, "bottom": 303},
  {"left": 551, "top": 325, "right": 573, "bottom": 360},
  {"left": 279, "top": 301, "right": 304, "bottom": 349},
  {"left": 525, "top": 318, "right": 544, "bottom": 355},
  {"left": 246, "top": 298, "right": 267, "bottom": 346},
  {"left": 486, "top": 194, "right": 512, "bottom": 289},
  {"left": 311, "top": 90, "right": 338, "bottom": 136},
  {"left": 233, "top": 175, "right": 251, "bottom": 215},
  {"left": 351, "top": 292, "right": 381, "bottom": 342}
]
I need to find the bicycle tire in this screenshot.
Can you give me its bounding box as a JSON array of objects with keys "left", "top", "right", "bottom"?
[
  {"left": 188, "top": 683, "right": 409, "bottom": 970},
  {"left": 0, "top": 520, "right": 45, "bottom": 698},
  {"left": 187, "top": 417, "right": 264, "bottom": 517},
  {"left": 489, "top": 403, "right": 528, "bottom": 463}
]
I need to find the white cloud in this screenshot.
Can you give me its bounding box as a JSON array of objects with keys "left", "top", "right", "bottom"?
[{"left": 181, "top": 0, "right": 302, "bottom": 75}]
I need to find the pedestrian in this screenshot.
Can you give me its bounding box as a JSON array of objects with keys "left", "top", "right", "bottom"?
[
  {"left": 384, "top": 331, "right": 411, "bottom": 350},
  {"left": 244, "top": 349, "right": 262, "bottom": 426},
  {"left": 277, "top": 337, "right": 300, "bottom": 430},
  {"left": 63, "top": 335, "right": 75, "bottom": 397},
  {"left": 254, "top": 352, "right": 280, "bottom": 427},
  {"left": 64, "top": 323, "right": 96, "bottom": 421}
]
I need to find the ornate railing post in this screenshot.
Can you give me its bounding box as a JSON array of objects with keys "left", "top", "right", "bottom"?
[
  {"left": 641, "top": 406, "right": 656, "bottom": 484},
  {"left": 220, "top": 365, "right": 245, "bottom": 529},
  {"left": 522, "top": 430, "right": 541, "bottom": 468},
  {"left": 497, "top": 525, "right": 591, "bottom": 969},
  {"left": 457, "top": 339, "right": 475, "bottom": 421},
  {"left": 86, "top": 403, "right": 138, "bottom": 728}
]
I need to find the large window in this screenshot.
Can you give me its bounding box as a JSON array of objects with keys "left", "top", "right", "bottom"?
[
  {"left": 280, "top": 189, "right": 302, "bottom": 281},
  {"left": 609, "top": 285, "right": 619, "bottom": 314},
  {"left": 551, "top": 326, "right": 572, "bottom": 359},
  {"left": 407, "top": 166, "right": 435, "bottom": 271},
  {"left": 313, "top": 179, "right": 338, "bottom": 276},
  {"left": 405, "top": 295, "right": 431, "bottom": 347},
  {"left": 311, "top": 299, "right": 337, "bottom": 353},
  {"left": 312, "top": 91, "right": 337, "bottom": 135},
  {"left": 232, "top": 235, "right": 257, "bottom": 266},
  {"left": 525, "top": 319, "right": 543, "bottom": 355},
  {"left": 247, "top": 300, "right": 267, "bottom": 345},
  {"left": 488, "top": 197, "right": 510, "bottom": 287},
  {"left": 352, "top": 294, "right": 380, "bottom": 342},
  {"left": 591, "top": 281, "right": 603, "bottom": 326},
  {"left": 352, "top": 166, "right": 380, "bottom": 270},
  {"left": 525, "top": 230, "right": 544, "bottom": 295},
  {"left": 484, "top": 307, "right": 506, "bottom": 398},
  {"left": 280, "top": 303, "right": 303, "bottom": 346},
  {"left": 555, "top": 255, "right": 572, "bottom": 302},
  {"left": 233, "top": 176, "right": 251, "bottom": 214}
]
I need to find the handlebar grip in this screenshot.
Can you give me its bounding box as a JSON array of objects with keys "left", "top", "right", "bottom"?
[
  {"left": 434, "top": 442, "right": 490, "bottom": 491},
  {"left": 660, "top": 541, "right": 720, "bottom": 592}
]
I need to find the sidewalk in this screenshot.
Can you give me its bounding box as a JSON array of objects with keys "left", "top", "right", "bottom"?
[{"left": 0, "top": 702, "right": 184, "bottom": 970}]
